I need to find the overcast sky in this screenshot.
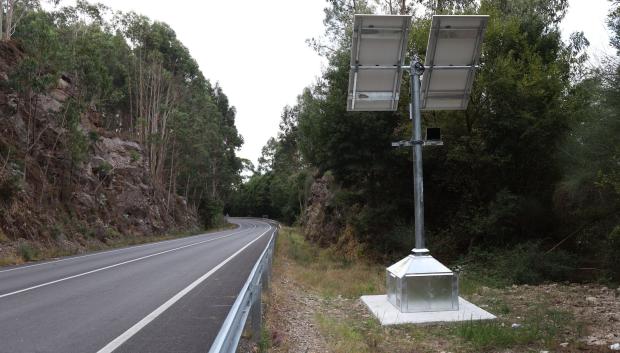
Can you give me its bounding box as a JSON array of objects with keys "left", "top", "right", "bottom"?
[{"left": 50, "top": 0, "right": 616, "bottom": 166}]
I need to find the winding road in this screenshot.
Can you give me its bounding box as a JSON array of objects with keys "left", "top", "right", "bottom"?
[{"left": 0, "top": 218, "right": 276, "bottom": 353}]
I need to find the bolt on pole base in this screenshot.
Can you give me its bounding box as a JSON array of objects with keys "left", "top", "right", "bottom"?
[{"left": 412, "top": 248, "right": 429, "bottom": 256}]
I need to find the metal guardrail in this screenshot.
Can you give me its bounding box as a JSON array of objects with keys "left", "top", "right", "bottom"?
[{"left": 208, "top": 221, "right": 278, "bottom": 353}]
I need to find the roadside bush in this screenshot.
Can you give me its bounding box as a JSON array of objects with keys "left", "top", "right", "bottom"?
[
  {"left": 467, "top": 241, "right": 578, "bottom": 285},
  {"left": 605, "top": 225, "right": 620, "bottom": 281},
  {"left": 287, "top": 230, "right": 317, "bottom": 265},
  {"left": 18, "top": 240, "right": 39, "bottom": 261}
]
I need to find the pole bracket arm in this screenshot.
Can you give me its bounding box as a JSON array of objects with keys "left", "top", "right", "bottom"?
[{"left": 391, "top": 140, "right": 424, "bottom": 147}]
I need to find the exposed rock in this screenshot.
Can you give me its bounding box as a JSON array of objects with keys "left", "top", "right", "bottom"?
[
  {"left": 0, "top": 40, "right": 197, "bottom": 259},
  {"left": 301, "top": 173, "right": 344, "bottom": 247},
  {"left": 37, "top": 93, "right": 63, "bottom": 113}
]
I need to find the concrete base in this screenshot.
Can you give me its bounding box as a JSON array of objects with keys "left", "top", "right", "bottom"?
[{"left": 361, "top": 295, "right": 496, "bottom": 325}]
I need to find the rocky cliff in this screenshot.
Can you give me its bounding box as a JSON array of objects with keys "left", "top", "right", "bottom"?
[{"left": 0, "top": 41, "right": 197, "bottom": 263}]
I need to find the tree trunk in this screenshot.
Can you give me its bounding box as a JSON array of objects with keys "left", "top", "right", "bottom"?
[
  {"left": 167, "top": 140, "right": 175, "bottom": 208},
  {"left": 400, "top": 0, "right": 407, "bottom": 15},
  {"left": 4, "top": 0, "right": 14, "bottom": 41},
  {"left": 0, "top": 1, "right": 4, "bottom": 42}
]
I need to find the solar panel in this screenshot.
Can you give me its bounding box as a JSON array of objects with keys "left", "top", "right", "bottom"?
[
  {"left": 420, "top": 15, "right": 489, "bottom": 111},
  {"left": 347, "top": 15, "right": 411, "bottom": 111}
]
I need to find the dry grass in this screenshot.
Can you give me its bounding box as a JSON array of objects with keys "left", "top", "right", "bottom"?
[
  {"left": 267, "top": 227, "right": 590, "bottom": 353},
  {"left": 276, "top": 227, "right": 385, "bottom": 299},
  {"left": 0, "top": 223, "right": 237, "bottom": 267},
  {"left": 0, "top": 254, "right": 22, "bottom": 266},
  {"left": 0, "top": 228, "right": 8, "bottom": 243},
  {"left": 315, "top": 313, "right": 376, "bottom": 353}
]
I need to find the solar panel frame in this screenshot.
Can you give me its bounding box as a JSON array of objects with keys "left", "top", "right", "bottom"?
[
  {"left": 347, "top": 15, "right": 412, "bottom": 111},
  {"left": 420, "top": 15, "right": 489, "bottom": 111}
]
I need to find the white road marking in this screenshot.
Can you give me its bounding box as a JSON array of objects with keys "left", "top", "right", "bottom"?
[
  {"left": 0, "top": 222, "right": 246, "bottom": 274},
  {"left": 0, "top": 223, "right": 261, "bottom": 299},
  {"left": 96, "top": 224, "right": 274, "bottom": 353}
]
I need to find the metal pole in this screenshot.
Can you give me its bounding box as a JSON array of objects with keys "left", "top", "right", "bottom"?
[{"left": 410, "top": 56, "right": 427, "bottom": 254}]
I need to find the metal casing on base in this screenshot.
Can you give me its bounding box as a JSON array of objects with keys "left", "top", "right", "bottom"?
[{"left": 386, "top": 253, "right": 459, "bottom": 312}]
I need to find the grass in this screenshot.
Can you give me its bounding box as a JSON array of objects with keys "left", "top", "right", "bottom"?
[
  {"left": 455, "top": 305, "right": 573, "bottom": 351},
  {"left": 316, "top": 313, "right": 379, "bottom": 353},
  {"left": 0, "top": 222, "right": 238, "bottom": 267},
  {"left": 276, "top": 227, "right": 385, "bottom": 299},
  {"left": 459, "top": 270, "right": 510, "bottom": 296},
  {"left": 258, "top": 327, "right": 272, "bottom": 353},
  {"left": 268, "top": 227, "right": 580, "bottom": 353},
  {"left": 0, "top": 254, "right": 21, "bottom": 266}
]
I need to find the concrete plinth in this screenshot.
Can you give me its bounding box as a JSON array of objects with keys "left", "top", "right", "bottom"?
[{"left": 361, "top": 295, "right": 496, "bottom": 325}]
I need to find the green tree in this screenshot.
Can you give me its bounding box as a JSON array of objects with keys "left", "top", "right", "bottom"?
[{"left": 9, "top": 3, "right": 244, "bottom": 229}]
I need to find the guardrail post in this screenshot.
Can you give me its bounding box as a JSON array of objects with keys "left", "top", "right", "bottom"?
[
  {"left": 262, "top": 247, "right": 271, "bottom": 291},
  {"left": 250, "top": 282, "right": 262, "bottom": 344}
]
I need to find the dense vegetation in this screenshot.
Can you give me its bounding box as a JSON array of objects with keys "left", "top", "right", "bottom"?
[
  {"left": 5, "top": 0, "right": 243, "bottom": 228},
  {"left": 229, "top": 0, "right": 620, "bottom": 283}
]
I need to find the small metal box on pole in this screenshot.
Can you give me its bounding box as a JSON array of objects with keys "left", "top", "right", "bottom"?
[{"left": 348, "top": 14, "right": 489, "bottom": 314}]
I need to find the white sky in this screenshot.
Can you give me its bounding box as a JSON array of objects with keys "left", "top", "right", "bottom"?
[
  {"left": 560, "top": 0, "right": 615, "bottom": 65},
  {"left": 48, "top": 0, "right": 615, "bottom": 166}
]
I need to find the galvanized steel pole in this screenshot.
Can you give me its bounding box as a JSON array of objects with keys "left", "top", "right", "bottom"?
[{"left": 411, "top": 56, "right": 426, "bottom": 253}]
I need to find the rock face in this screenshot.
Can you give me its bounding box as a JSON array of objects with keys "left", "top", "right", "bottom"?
[
  {"left": 301, "top": 173, "right": 343, "bottom": 247},
  {"left": 0, "top": 41, "right": 197, "bottom": 259}
]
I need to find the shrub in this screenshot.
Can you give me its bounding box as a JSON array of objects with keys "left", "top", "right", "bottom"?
[
  {"left": 68, "top": 128, "right": 90, "bottom": 163},
  {"left": 18, "top": 240, "right": 38, "bottom": 261},
  {"left": 467, "top": 241, "right": 578, "bottom": 285},
  {"left": 51, "top": 224, "right": 65, "bottom": 241},
  {"left": 129, "top": 150, "right": 140, "bottom": 163},
  {"left": 88, "top": 131, "right": 99, "bottom": 143},
  {"left": 287, "top": 230, "right": 317, "bottom": 265},
  {"left": 93, "top": 161, "right": 113, "bottom": 182},
  {"left": 198, "top": 199, "right": 224, "bottom": 229},
  {"left": 605, "top": 225, "right": 620, "bottom": 281},
  {"left": 0, "top": 175, "right": 23, "bottom": 204},
  {"left": 257, "top": 327, "right": 271, "bottom": 353}
]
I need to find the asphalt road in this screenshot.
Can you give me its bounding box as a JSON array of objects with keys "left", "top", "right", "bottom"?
[{"left": 0, "top": 218, "right": 276, "bottom": 353}]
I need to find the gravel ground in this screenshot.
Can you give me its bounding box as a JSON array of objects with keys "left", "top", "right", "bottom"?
[
  {"left": 480, "top": 283, "right": 620, "bottom": 351},
  {"left": 264, "top": 258, "right": 330, "bottom": 353}
]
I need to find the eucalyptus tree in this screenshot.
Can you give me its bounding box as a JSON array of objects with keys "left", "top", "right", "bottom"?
[{"left": 9, "top": 3, "right": 244, "bottom": 228}]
